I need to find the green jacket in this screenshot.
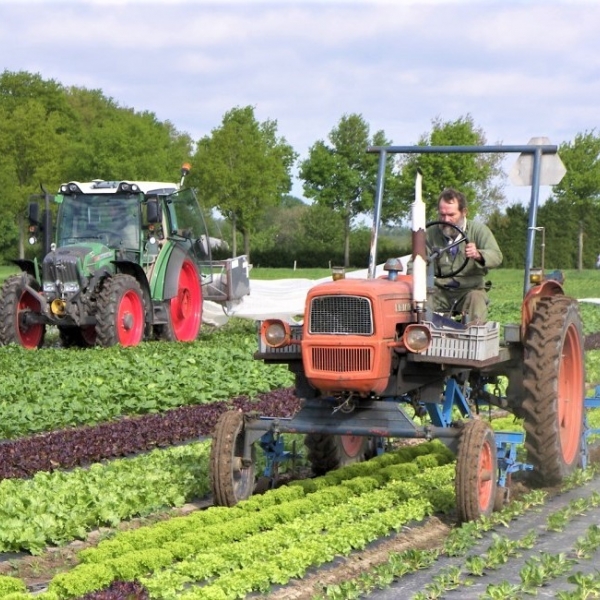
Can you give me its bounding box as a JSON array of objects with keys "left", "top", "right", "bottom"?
[{"left": 426, "top": 220, "right": 503, "bottom": 290}]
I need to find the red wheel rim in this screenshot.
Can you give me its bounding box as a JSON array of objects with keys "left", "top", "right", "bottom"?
[
  {"left": 558, "top": 324, "right": 584, "bottom": 465},
  {"left": 17, "top": 291, "right": 44, "bottom": 349},
  {"left": 116, "top": 290, "right": 144, "bottom": 346},
  {"left": 340, "top": 435, "right": 364, "bottom": 458},
  {"left": 170, "top": 259, "right": 202, "bottom": 341},
  {"left": 478, "top": 438, "right": 494, "bottom": 512}
]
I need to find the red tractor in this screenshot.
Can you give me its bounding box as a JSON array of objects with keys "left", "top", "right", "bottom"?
[{"left": 210, "top": 142, "right": 591, "bottom": 522}]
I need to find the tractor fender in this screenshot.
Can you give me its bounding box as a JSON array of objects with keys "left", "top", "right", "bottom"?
[
  {"left": 11, "top": 258, "right": 37, "bottom": 278},
  {"left": 162, "top": 244, "right": 191, "bottom": 301},
  {"left": 520, "top": 279, "right": 565, "bottom": 338}
]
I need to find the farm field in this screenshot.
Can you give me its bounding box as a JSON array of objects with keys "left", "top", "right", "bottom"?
[{"left": 0, "top": 268, "right": 599, "bottom": 598}]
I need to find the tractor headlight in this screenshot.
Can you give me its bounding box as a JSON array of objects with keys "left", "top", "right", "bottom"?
[
  {"left": 261, "top": 319, "right": 291, "bottom": 348},
  {"left": 402, "top": 324, "right": 431, "bottom": 353},
  {"left": 529, "top": 268, "right": 543, "bottom": 285},
  {"left": 63, "top": 282, "right": 80, "bottom": 293}
]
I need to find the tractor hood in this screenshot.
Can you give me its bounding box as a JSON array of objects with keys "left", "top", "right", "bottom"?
[
  {"left": 299, "top": 274, "right": 417, "bottom": 396},
  {"left": 42, "top": 242, "right": 115, "bottom": 285}
]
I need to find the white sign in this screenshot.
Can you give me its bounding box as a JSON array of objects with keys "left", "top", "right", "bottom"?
[{"left": 509, "top": 137, "right": 566, "bottom": 186}]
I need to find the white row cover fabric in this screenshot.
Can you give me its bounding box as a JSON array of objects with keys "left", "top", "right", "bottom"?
[{"left": 202, "top": 257, "right": 411, "bottom": 327}]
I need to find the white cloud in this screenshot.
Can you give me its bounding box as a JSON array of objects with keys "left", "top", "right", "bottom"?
[{"left": 1, "top": 0, "right": 598, "bottom": 198}]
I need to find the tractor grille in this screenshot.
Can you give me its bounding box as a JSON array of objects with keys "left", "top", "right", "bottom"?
[
  {"left": 311, "top": 347, "right": 372, "bottom": 372},
  {"left": 309, "top": 295, "right": 373, "bottom": 335},
  {"left": 42, "top": 251, "right": 82, "bottom": 284}
]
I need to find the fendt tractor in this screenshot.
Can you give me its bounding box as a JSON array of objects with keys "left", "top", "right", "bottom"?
[
  {"left": 210, "top": 142, "right": 600, "bottom": 523},
  {"left": 0, "top": 164, "right": 249, "bottom": 348}
]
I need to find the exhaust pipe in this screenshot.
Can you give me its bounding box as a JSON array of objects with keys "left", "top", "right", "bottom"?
[{"left": 411, "top": 169, "right": 427, "bottom": 315}]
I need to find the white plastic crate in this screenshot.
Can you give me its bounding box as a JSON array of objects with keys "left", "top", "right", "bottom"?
[{"left": 423, "top": 321, "right": 500, "bottom": 361}]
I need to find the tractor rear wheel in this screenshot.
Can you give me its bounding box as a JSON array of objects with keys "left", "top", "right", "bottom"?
[
  {"left": 0, "top": 274, "right": 45, "bottom": 349},
  {"left": 210, "top": 410, "right": 255, "bottom": 507},
  {"left": 521, "top": 296, "right": 585, "bottom": 485},
  {"left": 155, "top": 258, "right": 202, "bottom": 342},
  {"left": 455, "top": 419, "right": 497, "bottom": 522},
  {"left": 59, "top": 326, "right": 97, "bottom": 348},
  {"left": 305, "top": 433, "right": 371, "bottom": 476},
  {"left": 95, "top": 275, "right": 146, "bottom": 347}
]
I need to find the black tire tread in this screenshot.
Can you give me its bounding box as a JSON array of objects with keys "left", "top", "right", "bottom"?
[
  {"left": 0, "top": 274, "right": 45, "bottom": 348},
  {"left": 95, "top": 274, "right": 145, "bottom": 347},
  {"left": 305, "top": 433, "right": 369, "bottom": 476},
  {"left": 520, "top": 296, "right": 584, "bottom": 485},
  {"left": 455, "top": 418, "right": 497, "bottom": 523},
  {"left": 210, "top": 410, "right": 254, "bottom": 507}
]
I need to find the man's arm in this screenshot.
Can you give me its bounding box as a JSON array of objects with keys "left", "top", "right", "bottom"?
[{"left": 471, "top": 222, "right": 503, "bottom": 269}]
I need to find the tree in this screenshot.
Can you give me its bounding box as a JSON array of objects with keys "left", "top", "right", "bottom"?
[
  {"left": 64, "top": 87, "right": 193, "bottom": 182},
  {"left": 299, "top": 114, "right": 393, "bottom": 267},
  {"left": 550, "top": 130, "right": 600, "bottom": 269},
  {"left": 392, "top": 115, "right": 506, "bottom": 222},
  {"left": 0, "top": 71, "right": 72, "bottom": 258},
  {"left": 190, "top": 106, "right": 297, "bottom": 260}
]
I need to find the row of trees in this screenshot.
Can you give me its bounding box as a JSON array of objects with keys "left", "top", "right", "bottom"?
[{"left": 2, "top": 70, "right": 600, "bottom": 269}]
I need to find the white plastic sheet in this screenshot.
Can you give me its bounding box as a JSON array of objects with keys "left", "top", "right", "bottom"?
[{"left": 202, "top": 257, "right": 411, "bottom": 327}]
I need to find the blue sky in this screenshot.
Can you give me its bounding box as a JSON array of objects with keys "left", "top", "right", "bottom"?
[{"left": 1, "top": 0, "right": 598, "bottom": 203}]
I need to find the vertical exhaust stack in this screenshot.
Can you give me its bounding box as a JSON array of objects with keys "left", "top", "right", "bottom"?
[{"left": 411, "top": 170, "right": 427, "bottom": 317}]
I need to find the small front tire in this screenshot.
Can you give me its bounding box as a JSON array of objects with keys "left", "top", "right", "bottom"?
[{"left": 455, "top": 419, "right": 498, "bottom": 523}]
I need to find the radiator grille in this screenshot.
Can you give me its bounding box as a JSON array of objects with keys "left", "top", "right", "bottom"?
[
  {"left": 311, "top": 347, "right": 372, "bottom": 372},
  {"left": 309, "top": 295, "right": 373, "bottom": 335}
]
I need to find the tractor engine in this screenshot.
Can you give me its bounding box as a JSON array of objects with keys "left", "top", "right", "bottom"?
[{"left": 261, "top": 270, "right": 434, "bottom": 398}]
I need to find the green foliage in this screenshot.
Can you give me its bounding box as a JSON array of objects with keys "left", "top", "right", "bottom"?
[
  {"left": 299, "top": 114, "right": 393, "bottom": 266},
  {"left": 392, "top": 115, "right": 505, "bottom": 222},
  {"left": 190, "top": 106, "right": 297, "bottom": 260}
]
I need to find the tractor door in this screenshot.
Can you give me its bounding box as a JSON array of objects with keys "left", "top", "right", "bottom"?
[{"left": 164, "top": 188, "right": 212, "bottom": 269}]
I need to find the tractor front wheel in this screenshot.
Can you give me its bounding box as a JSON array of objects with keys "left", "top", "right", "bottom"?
[
  {"left": 95, "top": 275, "right": 146, "bottom": 347},
  {"left": 455, "top": 419, "right": 498, "bottom": 523},
  {"left": 210, "top": 410, "right": 255, "bottom": 507},
  {"left": 0, "top": 274, "right": 45, "bottom": 349},
  {"left": 521, "top": 296, "right": 585, "bottom": 485},
  {"left": 305, "top": 433, "right": 371, "bottom": 476}
]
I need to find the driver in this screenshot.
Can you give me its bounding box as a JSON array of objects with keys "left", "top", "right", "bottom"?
[{"left": 427, "top": 188, "right": 502, "bottom": 323}]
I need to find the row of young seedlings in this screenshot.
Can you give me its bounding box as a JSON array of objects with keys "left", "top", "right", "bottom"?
[
  {"left": 313, "top": 467, "right": 600, "bottom": 600},
  {"left": 0, "top": 441, "right": 458, "bottom": 600}
]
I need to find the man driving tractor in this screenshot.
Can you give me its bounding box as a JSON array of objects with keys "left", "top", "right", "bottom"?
[{"left": 425, "top": 188, "right": 503, "bottom": 323}]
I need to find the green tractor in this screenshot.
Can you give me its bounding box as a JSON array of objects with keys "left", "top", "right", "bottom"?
[{"left": 0, "top": 165, "right": 249, "bottom": 348}]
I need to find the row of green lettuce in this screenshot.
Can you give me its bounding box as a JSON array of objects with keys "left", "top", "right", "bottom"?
[
  {"left": 0, "top": 441, "right": 458, "bottom": 599},
  {"left": 2, "top": 315, "right": 600, "bottom": 442},
  {"left": 0, "top": 321, "right": 294, "bottom": 439}
]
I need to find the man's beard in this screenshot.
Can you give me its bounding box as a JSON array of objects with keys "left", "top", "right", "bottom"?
[{"left": 441, "top": 217, "right": 466, "bottom": 239}]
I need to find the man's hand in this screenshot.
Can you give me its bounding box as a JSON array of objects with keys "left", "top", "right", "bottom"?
[{"left": 465, "top": 242, "right": 483, "bottom": 263}]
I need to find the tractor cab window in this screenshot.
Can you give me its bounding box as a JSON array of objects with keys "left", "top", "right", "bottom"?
[{"left": 57, "top": 195, "right": 141, "bottom": 249}]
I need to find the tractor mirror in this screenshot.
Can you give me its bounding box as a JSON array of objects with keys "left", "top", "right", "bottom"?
[
  {"left": 28, "top": 201, "right": 40, "bottom": 225},
  {"left": 147, "top": 197, "right": 162, "bottom": 223}
]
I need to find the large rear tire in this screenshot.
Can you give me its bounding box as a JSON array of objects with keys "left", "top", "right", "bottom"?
[
  {"left": 95, "top": 275, "right": 146, "bottom": 347},
  {"left": 0, "top": 274, "right": 45, "bottom": 349},
  {"left": 155, "top": 258, "right": 202, "bottom": 342},
  {"left": 521, "top": 296, "right": 585, "bottom": 485},
  {"left": 455, "top": 419, "right": 497, "bottom": 522},
  {"left": 305, "top": 433, "right": 371, "bottom": 476},
  {"left": 210, "top": 410, "right": 255, "bottom": 507}
]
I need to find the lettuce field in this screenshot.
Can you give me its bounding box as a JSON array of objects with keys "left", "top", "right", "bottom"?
[{"left": 0, "top": 269, "right": 598, "bottom": 599}]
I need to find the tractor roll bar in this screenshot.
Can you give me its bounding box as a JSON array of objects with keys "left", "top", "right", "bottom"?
[{"left": 367, "top": 143, "right": 559, "bottom": 298}]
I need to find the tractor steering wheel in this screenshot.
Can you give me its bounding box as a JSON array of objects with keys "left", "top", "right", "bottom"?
[
  {"left": 425, "top": 221, "right": 470, "bottom": 279},
  {"left": 97, "top": 230, "right": 122, "bottom": 246}
]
